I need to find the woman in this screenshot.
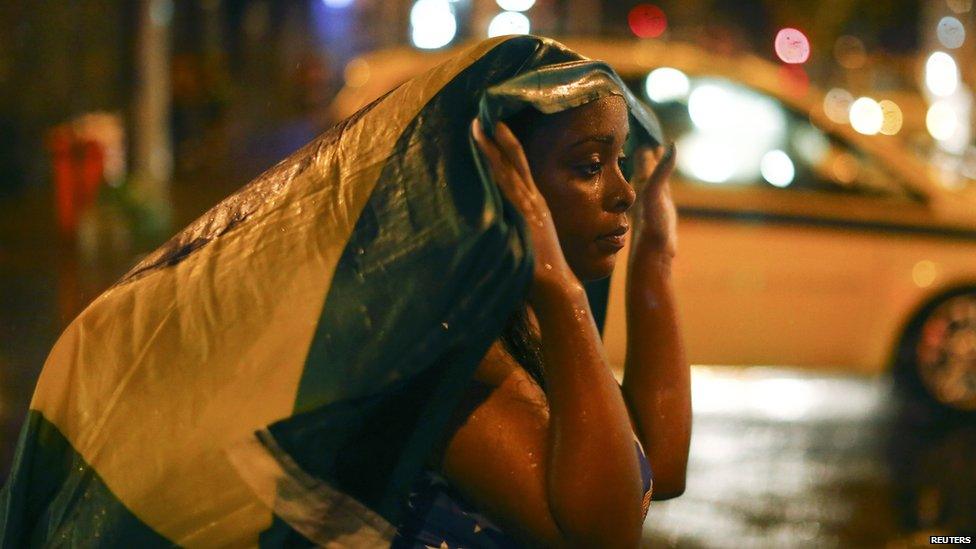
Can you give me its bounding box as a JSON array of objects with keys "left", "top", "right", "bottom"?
[
  {"left": 0, "top": 36, "right": 687, "bottom": 548},
  {"left": 393, "top": 91, "right": 691, "bottom": 546}
]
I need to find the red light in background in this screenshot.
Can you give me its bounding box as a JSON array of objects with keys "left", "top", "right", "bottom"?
[
  {"left": 774, "top": 27, "right": 811, "bottom": 64},
  {"left": 628, "top": 4, "right": 667, "bottom": 39},
  {"left": 778, "top": 64, "right": 809, "bottom": 98}
]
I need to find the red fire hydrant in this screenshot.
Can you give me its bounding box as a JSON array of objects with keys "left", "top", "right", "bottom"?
[{"left": 47, "top": 113, "right": 125, "bottom": 240}]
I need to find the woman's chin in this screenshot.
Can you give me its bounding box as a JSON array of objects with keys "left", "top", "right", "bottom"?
[{"left": 572, "top": 254, "right": 617, "bottom": 282}]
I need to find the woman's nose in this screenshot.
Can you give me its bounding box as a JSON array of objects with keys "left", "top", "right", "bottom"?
[{"left": 605, "top": 171, "right": 636, "bottom": 213}]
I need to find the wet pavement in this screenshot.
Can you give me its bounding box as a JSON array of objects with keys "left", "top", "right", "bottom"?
[
  {"left": 643, "top": 367, "right": 976, "bottom": 547},
  {"left": 1, "top": 169, "right": 975, "bottom": 546}
]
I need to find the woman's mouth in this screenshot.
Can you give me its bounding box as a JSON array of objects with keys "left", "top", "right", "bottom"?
[{"left": 596, "top": 225, "right": 629, "bottom": 251}]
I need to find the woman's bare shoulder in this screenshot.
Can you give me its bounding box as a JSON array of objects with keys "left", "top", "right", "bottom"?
[
  {"left": 475, "top": 341, "right": 542, "bottom": 387},
  {"left": 431, "top": 341, "right": 560, "bottom": 545}
]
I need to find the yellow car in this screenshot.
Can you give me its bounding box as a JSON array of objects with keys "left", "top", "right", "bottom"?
[{"left": 331, "top": 38, "right": 976, "bottom": 411}]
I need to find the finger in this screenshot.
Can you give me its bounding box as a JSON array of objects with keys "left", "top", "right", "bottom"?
[
  {"left": 472, "top": 119, "right": 511, "bottom": 184},
  {"left": 646, "top": 142, "right": 676, "bottom": 188},
  {"left": 472, "top": 119, "right": 533, "bottom": 207},
  {"left": 492, "top": 122, "right": 535, "bottom": 191},
  {"left": 632, "top": 146, "right": 658, "bottom": 185}
]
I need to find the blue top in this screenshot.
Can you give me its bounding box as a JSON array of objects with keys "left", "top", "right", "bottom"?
[{"left": 392, "top": 440, "right": 653, "bottom": 548}]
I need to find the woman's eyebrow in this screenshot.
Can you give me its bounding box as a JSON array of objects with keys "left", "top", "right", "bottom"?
[
  {"left": 568, "top": 132, "right": 631, "bottom": 149},
  {"left": 568, "top": 134, "right": 615, "bottom": 148}
]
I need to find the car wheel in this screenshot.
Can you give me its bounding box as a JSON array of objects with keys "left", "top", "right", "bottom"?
[{"left": 897, "top": 289, "right": 976, "bottom": 413}]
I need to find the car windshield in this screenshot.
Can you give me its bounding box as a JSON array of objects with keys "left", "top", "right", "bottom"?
[{"left": 624, "top": 72, "right": 922, "bottom": 203}]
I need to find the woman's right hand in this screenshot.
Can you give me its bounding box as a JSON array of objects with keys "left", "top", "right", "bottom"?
[{"left": 471, "top": 118, "right": 581, "bottom": 301}]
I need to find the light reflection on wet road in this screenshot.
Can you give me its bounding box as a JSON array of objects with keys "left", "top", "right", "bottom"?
[{"left": 643, "top": 367, "right": 976, "bottom": 547}]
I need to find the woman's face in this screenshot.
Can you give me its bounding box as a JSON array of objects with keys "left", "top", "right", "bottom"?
[{"left": 519, "top": 95, "right": 635, "bottom": 281}]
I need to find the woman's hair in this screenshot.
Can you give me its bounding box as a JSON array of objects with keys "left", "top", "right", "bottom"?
[
  {"left": 498, "top": 106, "right": 548, "bottom": 391},
  {"left": 500, "top": 307, "right": 546, "bottom": 390}
]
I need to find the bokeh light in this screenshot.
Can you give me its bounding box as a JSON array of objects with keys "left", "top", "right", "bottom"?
[
  {"left": 487, "top": 11, "right": 531, "bottom": 37},
  {"left": 322, "top": 0, "right": 355, "bottom": 7},
  {"left": 834, "top": 35, "right": 867, "bottom": 69},
  {"left": 777, "top": 64, "right": 809, "bottom": 97},
  {"left": 832, "top": 153, "right": 859, "bottom": 185},
  {"left": 410, "top": 0, "right": 457, "bottom": 49},
  {"left": 687, "top": 82, "right": 785, "bottom": 137},
  {"left": 496, "top": 0, "right": 535, "bottom": 11},
  {"left": 878, "top": 100, "right": 903, "bottom": 135},
  {"left": 849, "top": 97, "right": 883, "bottom": 135},
  {"left": 680, "top": 80, "right": 787, "bottom": 185},
  {"left": 680, "top": 138, "right": 737, "bottom": 184},
  {"left": 774, "top": 28, "right": 811, "bottom": 64},
  {"left": 946, "top": 0, "right": 973, "bottom": 15},
  {"left": 688, "top": 84, "right": 732, "bottom": 131},
  {"left": 793, "top": 125, "right": 830, "bottom": 167},
  {"left": 927, "top": 100, "right": 959, "bottom": 141},
  {"left": 628, "top": 4, "right": 667, "bottom": 38},
  {"left": 931, "top": 150, "right": 967, "bottom": 189},
  {"left": 937, "top": 16, "right": 966, "bottom": 49},
  {"left": 760, "top": 150, "right": 795, "bottom": 188},
  {"left": 912, "top": 260, "right": 938, "bottom": 288},
  {"left": 645, "top": 67, "right": 690, "bottom": 103},
  {"left": 823, "top": 88, "right": 854, "bottom": 124},
  {"left": 925, "top": 51, "right": 959, "bottom": 97}
]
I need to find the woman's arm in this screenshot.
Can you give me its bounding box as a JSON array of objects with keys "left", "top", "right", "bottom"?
[
  {"left": 620, "top": 145, "right": 692, "bottom": 499},
  {"left": 437, "top": 120, "right": 644, "bottom": 547}
]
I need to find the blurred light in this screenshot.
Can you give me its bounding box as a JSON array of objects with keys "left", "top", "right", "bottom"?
[
  {"left": 777, "top": 64, "right": 809, "bottom": 97},
  {"left": 689, "top": 83, "right": 785, "bottom": 133},
  {"left": 832, "top": 153, "right": 859, "bottom": 184},
  {"left": 322, "top": 0, "right": 355, "bottom": 8},
  {"left": 343, "top": 58, "right": 371, "bottom": 88},
  {"left": 410, "top": 0, "right": 457, "bottom": 49},
  {"left": 749, "top": 378, "right": 820, "bottom": 421},
  {"left": 628, "top": 4, "right": 667, "bottom": 39},
  {"left": 487, "top": 11, "right": 531, "bottom": 37},
  {"left": 938, "top": 16, "right": 966, "bottom": 49},
  {"left": 878, "top": 100, "right": 903, "bottom": 135},
  {"left": 691, "top": 367, "right": 883, "bottom": 422},
  {"left": 679, "top": 137, "right": 737, "bottom": 183},
  {"left": 931, "top": 91, "right": 972, "bottom": 153},
  {"left": 947, "top": 0, "right": 973, "bottom": 13},
  {"left": 645, "top": 67, "right": 689, "bottom": 102},
  {"left": 834, "top": 35, "right": 867, "bottom": 69},
  {"left": 962, "top": 146, "right": 976, "bottom": 180},
  {"left": 849, "top": 97, "right": 883, "bottom": 135},
  {"left": 823, "top": 88, "right": 854, "bottom": 124},
  {"left": 774, "top": 28, "right": 811, "bottom": 64},
  {"left": 927, "top": 100, "right": 959, "bottom": 141},
  {"left": 496, "top": 0, "right": 535, "bottom": 11},
  {"left": 925, "top": 51, "right": 959, "bottom": 97},
  {"left": 760, "top": 150, "right": 795, "bottom": 187},
  {"left": 682, "top": 80, "right": 787, "bottom": 185},
  {"left": 913, "top": 260, "right": 938, "bottom": 288},
  {"left": 792, "top": 125, "right": 830, "bottom": 167},
  {"left": 931, "top": 150, "right": 967, "bottom": 189}
]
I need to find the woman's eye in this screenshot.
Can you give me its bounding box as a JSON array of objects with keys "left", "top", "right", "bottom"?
[
  {"left": 578, "top": 162, "right": 602, "bottom": 177},
  {"left": 617, "top": 156, "right": 628, "bottom": 171}
]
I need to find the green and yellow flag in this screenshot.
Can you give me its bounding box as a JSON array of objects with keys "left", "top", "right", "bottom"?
[{"left": 0, "top": 35, "right": 661, "bottom": 547}]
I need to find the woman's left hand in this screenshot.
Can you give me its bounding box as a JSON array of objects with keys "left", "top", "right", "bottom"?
[{"left": 629, "top": 143, "right": 677, "bottom": 262}]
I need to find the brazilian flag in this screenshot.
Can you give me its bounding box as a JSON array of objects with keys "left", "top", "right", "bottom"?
[{"left": 0, "top": 36, "right": 662, "bottom": 547}]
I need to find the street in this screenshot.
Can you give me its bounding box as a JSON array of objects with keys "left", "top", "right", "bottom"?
[{"left": 644, "top": 368, "right": 976, "bottom": 547}]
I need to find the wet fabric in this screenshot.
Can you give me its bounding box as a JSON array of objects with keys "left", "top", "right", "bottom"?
[
  {"left": 0, "top": 35, "right": 662, "bottom": 547},
  {"left": 391, "top": 440, "right": 654, "bottom": 548}
]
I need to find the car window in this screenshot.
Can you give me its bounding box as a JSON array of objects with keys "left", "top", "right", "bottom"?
[{"left": 626, "top": 72, "right": 922, "bottom": 203}]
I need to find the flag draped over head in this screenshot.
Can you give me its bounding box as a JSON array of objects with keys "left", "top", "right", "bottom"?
[{"left": 0, "top": 35, "right": 662, "bottom": 547}]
